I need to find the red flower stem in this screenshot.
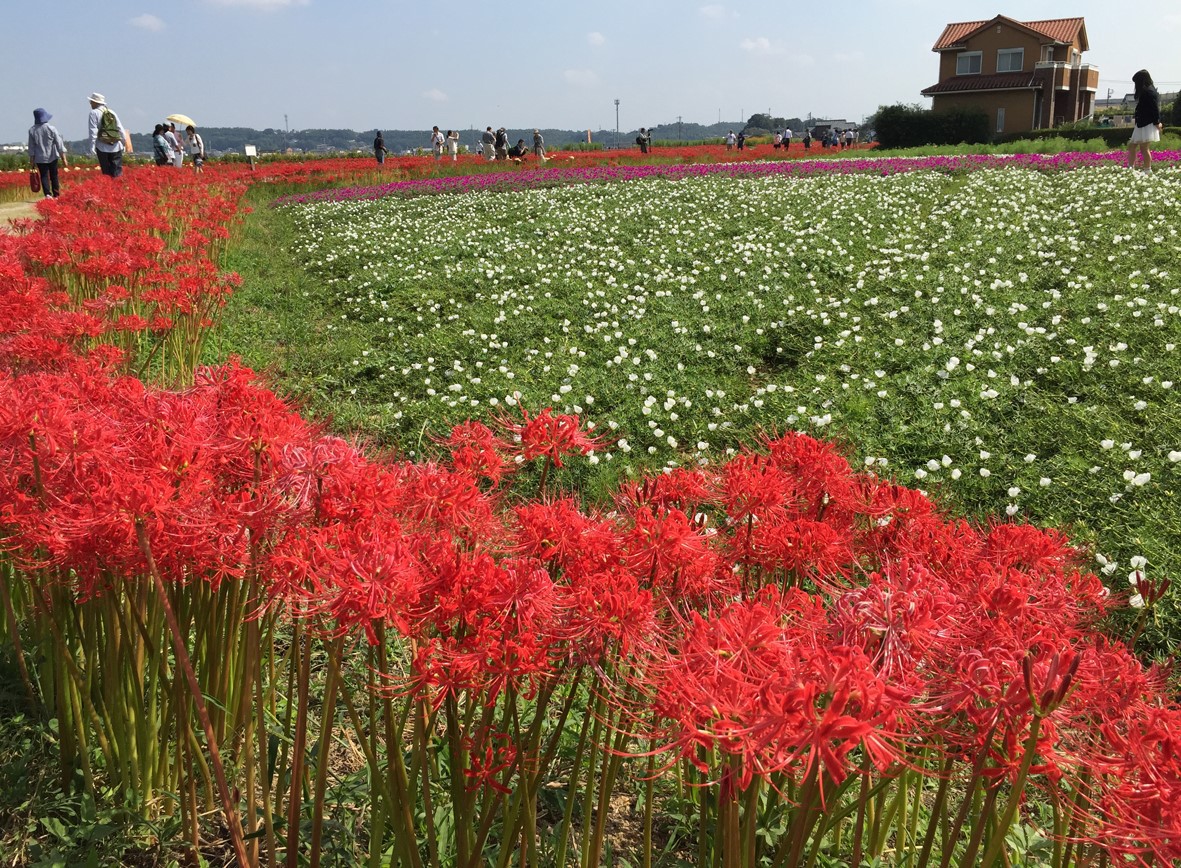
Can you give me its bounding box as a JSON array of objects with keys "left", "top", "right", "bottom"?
[
  {"left": 960, "top": 781, "right": 1001, "bottom": 868},
  {"left": 285, "top": 625, "right": 311, "bottom": 868},
  {"left": 376, "top": 627, "right": 422, "bottom": 868},
  {"left": 642, "top": 747, "right": 656, "bottom": 868},
  {"left": 939, "top": 722, "right": 998, "bottom": 868},
  {"left": 414, "top": 697, "right": 441, "bottom": 868},
  {"left": 444, "top": 692, "right": 473, "bottom": 865},
  {"left": 742, "top": 771, "right": 761, "bottom": 867},
  {"left": 134, "top": 520, "right": 250, "bottom": 868},
  {"left": 308, "top": 634, "right": 344, "bottom": 868},
  {"left": 1059, "top": 771, "right": 1092, "bottom": 868},
  {"left": 577, "top": 694, "right": 608, "bottom": 868},
  {"left": 0, "top": 564, "right": 37, "bottom": 711},
  {"left": 916, "top": 753, "right": 957, "bottom": 868},
  {"left": 552, "top": 692, "right": 594, "bottom": 868},
  {"left": 256, "top": 625, "right": 277, "bottom": 868},
  {"left": 980, "top": 715, "right": 1044, "bottom": 868}
]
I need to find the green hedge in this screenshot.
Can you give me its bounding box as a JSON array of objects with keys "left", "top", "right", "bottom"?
[
  {"left": 873, "top": 104, "right": 990, "bottom": 149},
  {"left": 996, "top": 126, "right": 1181, "bottom": 147}
]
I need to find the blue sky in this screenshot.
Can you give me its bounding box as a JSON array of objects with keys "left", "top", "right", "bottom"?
[{"left": 4, "top": 0, "right": 1179, "bottom": 144}]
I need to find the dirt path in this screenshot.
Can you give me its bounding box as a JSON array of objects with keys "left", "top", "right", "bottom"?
[{"left": 0, "top": 200, "right": 41, "bottom": 230}]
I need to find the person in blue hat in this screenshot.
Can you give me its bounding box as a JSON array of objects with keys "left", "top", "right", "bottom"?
[{"left": 28, "top": 108, "right": 68, "bottom": 198}]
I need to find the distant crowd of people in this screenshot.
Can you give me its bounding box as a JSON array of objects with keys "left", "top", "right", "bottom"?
[
  {"left": 725, "top": 126, "right": 858, "bottom": 152},
  {"left": 373, "top": 127, "right": 552, "bottom": 164},
  {"left": 25, "top": 92, "right": 207, "bottom": 195}
]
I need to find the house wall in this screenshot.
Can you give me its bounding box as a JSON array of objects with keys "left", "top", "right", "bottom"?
[
  {"left": 931, "top": 90, "right": 1039, "bottom": 133},
  {"left": 937, "top": 24, "right": 1085, "bottom": 79}
]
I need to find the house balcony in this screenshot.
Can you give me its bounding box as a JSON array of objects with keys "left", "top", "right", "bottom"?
[{"left": 1034, "top": 62, "right": 1099, "bottom": 92}]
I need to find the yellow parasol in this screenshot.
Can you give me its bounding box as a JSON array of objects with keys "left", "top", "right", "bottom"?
[{"left": 166, "top": 113, "right": 196, "bottom": 128}]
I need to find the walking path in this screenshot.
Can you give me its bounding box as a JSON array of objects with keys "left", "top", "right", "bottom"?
[{"left": 0, "top": 200, "right": 40, "bottom": 230}]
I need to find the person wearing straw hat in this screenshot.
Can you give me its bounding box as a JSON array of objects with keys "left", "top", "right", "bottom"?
[
  {"left": 28, "top": 108, "right": 68, "bottom": 198},
  {"left": 86, "top": 92, "right": 126, "bottom": 178}
]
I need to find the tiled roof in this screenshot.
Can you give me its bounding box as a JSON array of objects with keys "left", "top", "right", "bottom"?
[
  {"left": 932, "top": 16, "right": 1086, "bottom": 51},
  {"left": 921, "top": 72, "right": 1040, "bottom": 96}
]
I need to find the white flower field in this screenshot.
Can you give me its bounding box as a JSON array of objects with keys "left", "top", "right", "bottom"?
[{"left": 284, "top": 165, "right": 1181, "bottom": 602}]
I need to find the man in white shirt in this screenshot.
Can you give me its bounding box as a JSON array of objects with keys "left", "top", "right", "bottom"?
[
  {"left": 165, "top": 123, "right": 184, "bottom": 168},
  {"left": 86, "top": 92, "right": 126, "bottom": 178}
]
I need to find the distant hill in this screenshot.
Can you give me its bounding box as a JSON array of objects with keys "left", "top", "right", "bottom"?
[{"left": 63, "top": 121, "right": 758, "bottom": 158}]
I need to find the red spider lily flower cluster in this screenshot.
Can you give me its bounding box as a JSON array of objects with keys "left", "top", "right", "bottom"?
[{"left": 0, "top": 163, "right": 1179, "bottom": 865}]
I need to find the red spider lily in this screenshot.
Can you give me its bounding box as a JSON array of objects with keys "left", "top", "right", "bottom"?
[
  {"left": 502, "top": 406, "right": 604, "bottom": 468},
  {"left": 624, "top": 504, "right": 731, "bottom": 607},
  {"left": 441, "top": 420, "right": 510, "bottom": 485}
]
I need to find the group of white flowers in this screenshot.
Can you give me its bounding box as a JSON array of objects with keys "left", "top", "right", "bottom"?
[{"left": 287, "top": 162, "right": 1181, "bottom": 586}]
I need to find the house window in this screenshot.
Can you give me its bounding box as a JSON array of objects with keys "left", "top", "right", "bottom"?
[
  {"left": 1071, "top": 50, "right": 1081, "bottom": 67},
  {"left": 996, "top": 107, "right": 1006, "bottom": 133},
  {"left": 997, "top": 48, "right": 1024, "bottom": 72},
  {"left": 956, "top": 52, "right": 982, "bottom": 75},
  {"left": 1041, "top": 45, "right": 1054, "bottom": 63}
]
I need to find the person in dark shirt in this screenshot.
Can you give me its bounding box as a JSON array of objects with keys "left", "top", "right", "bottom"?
[
  {"left": 1126, "top": 69, "right": 1163, "bottom": 172},
  {"left": 508, "top": 138, "right": 529, "bottom": 158},
  {"left": 374, "top": 131, "right": 387, "bottom": 164}
]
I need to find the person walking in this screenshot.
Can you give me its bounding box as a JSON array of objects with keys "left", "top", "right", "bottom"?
[
  {"left": 725, "top": 130, "right": 736, "bottom": 150},
  {"left": 447, "top": 129, "right": 460, "bottom": 161},
  {"left": 481, "top": 126, "right": 496, "bottom": 161},
  {"left": 186, "top": 125, "right": 205, "bottom": 173},
  {"left": 494, "top": 127, "right": 509, "bottom": 160},
  {"left": 637, "top": 128, "right": 651, "bottom": 154},
  {"left": 430, "top": 126, "right": 445, "bottom": 160},
  {"left": 27, "top": 107, "right": 68, "bottom": 198},
  {"left": 783, "top": 127, "right": 793, "bottom": 150},
  {"left": 844, "top": 128, "right": 855, "bottom": 149},
  {"left": 532, "top": 129, "right": 546, "bottom": 161},
  {"left": 1127, "top": 69, "right": 1163, "bottom": 172},
  {"left": 374, "top": 130, "right": 388, "bottom": 164},
  {"left": 87, "top": 92, "right": 126, "bottom": 178}
]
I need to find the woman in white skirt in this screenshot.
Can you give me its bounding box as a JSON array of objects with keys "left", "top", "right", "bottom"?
[
  {"left": 1127, "top": 69, "right": 1163, "bottom": 172},
  {"left": 447, "top": 129, "right": 460, "bottom": 161}
]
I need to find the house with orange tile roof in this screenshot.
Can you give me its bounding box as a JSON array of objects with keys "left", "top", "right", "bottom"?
[{"left": 921, "top": 15, "right": 1099, "bottom": 135}]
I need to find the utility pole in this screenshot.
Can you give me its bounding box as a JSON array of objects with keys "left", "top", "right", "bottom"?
[{"left": 614, "top": 99, "right": 620, "bottom": 148}]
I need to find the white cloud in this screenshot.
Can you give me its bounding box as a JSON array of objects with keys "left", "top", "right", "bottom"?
[
  {"left": 587, "top": 31, "right": 606, "bottom": 46},
  {"left": 421, "top": 89, "right": 448, "bottom": 102},
  {"left": 834, "top": 50, "right": 864, "bottom": 63},
  {"left": 129, "top": 13, "right": 165, "bottom": 31},
  {"left": 700, "top": 4, "right": 736, "bottom": 19},
  {"left": 739, "top": 36, "right": 775, "bottom": 55},
  {"left": 206, "top": 0, "right": 310, "bottom": 9},
  {"left": 563, "top": 69, "right": 599, "bottom": 87}
]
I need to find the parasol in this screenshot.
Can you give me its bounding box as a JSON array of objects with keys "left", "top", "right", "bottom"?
[{"left": 166, "top": 113, "right": 196, "bottom": 128}]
